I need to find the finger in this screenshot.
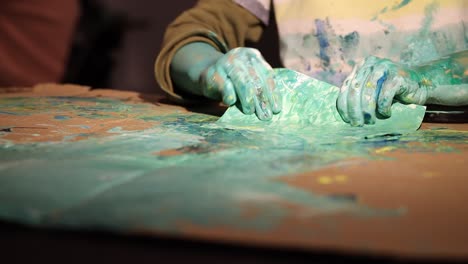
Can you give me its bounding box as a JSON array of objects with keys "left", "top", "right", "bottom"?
[
  {"left": 252, "top": 83, "right": 273, "bottom": 120},
  {"left": 337, "top": 75, "right": 353, "bottom": 123},
  {"left": 215, "top": 66, "right": 237, "bottom": 106},
  {"left": 247, "top": 63, "right": 272, "bottom": 121},
  {"left": 251, "top": 53, "right": 282, "bottom": 114},
  {"left": 268, "top": 76, "right": 282, "bottom": 114},
  {"left": 224, "top": 54, "right": 255, "bottom": 115},
  {"left": 201, "top": 67, "right": 221, "bottom": 100},
  {"left": 376, "top": 71, "right": 400, "bottom": 118},
  {"left": 253, "top": 94, "right": 272, "bottom": 120},
  {"left": 337, "top": 59, "right": 367, "bottom": 124},
  {"left": 347, "top": 62, "right": 374, "bottom": 126},
  {"left": 360, "top": 66, "right": 387, "bottom": 125},
  {"left": 222, "top": 80, "right": 237, "bottom": 106},
  {"left": 248, "top": 55, "right": 277, "bottom": 119}
]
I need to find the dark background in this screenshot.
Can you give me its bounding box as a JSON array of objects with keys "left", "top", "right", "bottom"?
[
  {"left": 65, "top": 0, "right": 281, "bottom": 94},
  {"left": 1, "top": 220, "right": 457, "bottom": 264}
]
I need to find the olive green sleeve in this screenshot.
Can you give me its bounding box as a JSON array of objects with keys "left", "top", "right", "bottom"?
[{"left": 154, "top": 0, "right": 265, "bottom": 104}]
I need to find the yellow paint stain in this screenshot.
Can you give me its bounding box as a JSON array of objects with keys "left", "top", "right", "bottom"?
[
  {"left": 317, "top": 175, "right": 349, "bottom": 185},
  {"left": 420, "top": 78, "right": 433, "bottom": 87},
  {"left": 335, "top": 175, "right": 348, "bottom": 183},
  {"left": 366, "top": 81, "right": 374, "bottom": 88},
  {"left": 317, "top": 176, "right": 333, "bottom": 185},
  {"left": 374, "top": 146, "right": 396, "bottom": 154}
]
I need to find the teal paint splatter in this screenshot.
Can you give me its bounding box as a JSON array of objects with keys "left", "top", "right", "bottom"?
[
  {"left": 392, "top": 0, "right": 412, "bottom": 11},
  {"left": 0, "top": 111, "right": 22, "bottom": 116}
]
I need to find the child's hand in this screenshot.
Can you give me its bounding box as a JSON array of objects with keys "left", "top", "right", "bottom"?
[
  {"left": 336, "top": 56, "right": 429, "bottom": 126},
  {"left": 200, "top": 48, "right": 282, "bottom": 121}
]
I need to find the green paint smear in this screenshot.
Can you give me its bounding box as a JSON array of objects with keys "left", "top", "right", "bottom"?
[
  {"left": 218, "top": 69, "right": 426, "bottom": 138},
  {"left": 0, "top": 74, "right": 464, "bottom": 238}
]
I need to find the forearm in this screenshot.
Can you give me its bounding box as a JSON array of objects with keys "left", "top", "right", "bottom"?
[
  {"left": 154, "top": 0, "right": 264, "bottom": 103},
  {"left": 426, "top": 84, "right": 468, "bottom": 106},
  {"left": 416, "top": 50, "right": 467, "bottom": 82},
  {"left": 170, "top": 42, "right": 223, "bottom": 96},
  {"left": 413, "top": 50, "right": 468, "bottom": 106}
]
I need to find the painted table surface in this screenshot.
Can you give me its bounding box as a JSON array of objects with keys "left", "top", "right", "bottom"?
[{"left": 0, "top": 84, "right": 467, "bottom": 261}]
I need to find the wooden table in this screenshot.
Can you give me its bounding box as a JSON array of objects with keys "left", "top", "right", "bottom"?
[{"left": 1, "top": 84, "right": 467, "bottom": 263}]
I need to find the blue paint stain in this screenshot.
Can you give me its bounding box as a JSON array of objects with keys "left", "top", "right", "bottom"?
[
  {"left": 363, "top": 113, "right": 373, "bottom": 124},
  {"left": 54, "top": 115, "right": 71, "bottom": 120},
  {"left": 376, "top": 70, "right": 389, "bottom": 100},
  {"left": 0, "top": 111, "right": 23, "bottom": 116},
  {"left": 315, "top": 19, "right": 330, "bottom": 67},
  {"left": 371, "top": 0, "right": 412, "bottom": 23},
  {"left": 341, "top": 31, "right": 360, "bottom": 51},
  {"left": 392, "top": 0, "right": 412, "bottom": 11}
]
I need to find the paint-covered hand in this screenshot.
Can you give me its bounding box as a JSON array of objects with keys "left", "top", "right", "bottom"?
[
  {"left": 200, "top": 48, "right": 282, "bottom": 121},
  {"left": 337, "top": 56, "right": 430, "bottom": 126}
]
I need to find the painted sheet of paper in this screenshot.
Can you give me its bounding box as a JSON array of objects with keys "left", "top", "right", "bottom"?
[
  {"left": 1, "top": 85, "right": 467, "bottom": 259},
  {"left": 218, "top": 69, "right": 426, "bottom": 137}
]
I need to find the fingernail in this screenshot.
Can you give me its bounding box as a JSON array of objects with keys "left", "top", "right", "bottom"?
[
  {"left": 259, "top": 108, "right": 272, "bottom": 120},
  {"left": 350, "top": 120, "right": 363, "bottom": 127}
]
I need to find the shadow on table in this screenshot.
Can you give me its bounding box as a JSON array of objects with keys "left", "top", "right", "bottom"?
[
  {"left": 0, "top": 220, "right": 461, "bottom": 264},
  {"left": 424, "top": 105, "right": 468, "bottom": 123},
  {"left": 138, "top": 93, "right": 228, "bottom": 117}
]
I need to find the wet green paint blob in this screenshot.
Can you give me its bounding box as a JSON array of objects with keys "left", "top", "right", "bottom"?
[{"left": 218, "top": 69, "right": 426, "bottom": 137}]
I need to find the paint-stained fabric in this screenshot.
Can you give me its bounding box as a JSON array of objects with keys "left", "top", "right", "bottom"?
[
  {"left": 235, "top": 0, "right": 468, "bottom": 86},
  {"left": 234, "top": 0, "right": 271, "bottom": 25},
  {"left": 155, "top": 0, "right": 467, "bottom": 102}
]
